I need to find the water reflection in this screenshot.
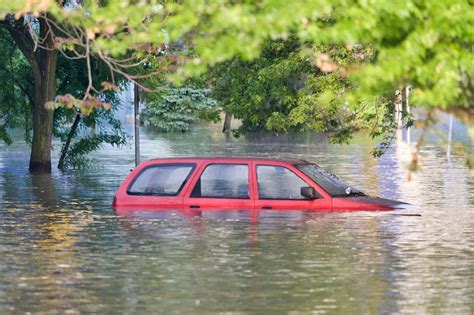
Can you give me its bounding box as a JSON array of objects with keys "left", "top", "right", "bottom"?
[
  {"left": 0, "top": 120, "right": 473, "bottom": 313},
  {"left": 113, "top": 208, "right": 411, "bottom": 313}
]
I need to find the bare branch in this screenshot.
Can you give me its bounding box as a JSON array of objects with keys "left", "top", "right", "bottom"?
[{"left": 83, "top": 36, "right": 99, "bottom": 99}]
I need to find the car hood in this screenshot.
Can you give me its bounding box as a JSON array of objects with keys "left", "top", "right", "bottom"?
[{"left": 332, "top": 196, "right": 412, "bottom": 211}]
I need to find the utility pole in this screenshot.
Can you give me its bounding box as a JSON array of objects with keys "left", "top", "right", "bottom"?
[
  {"left": 395, "top": 89, "right": 403, "bottom": 128},
  {"left": 447, "top": 114, "right": 453, "bottom": 163},
  {"left": 405, "top": 85, "right": 411, "bottom": 144},
  {"left": 134, "top": 83, "right": 140, "bottom": 167}
]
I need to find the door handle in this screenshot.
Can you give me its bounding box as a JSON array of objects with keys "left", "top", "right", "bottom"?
[
  {"left": 190, "top": 205, "right": 200, "bottom": 209},
  {"left": 261, "top": 206, "right": 272, "bottom": 210}
]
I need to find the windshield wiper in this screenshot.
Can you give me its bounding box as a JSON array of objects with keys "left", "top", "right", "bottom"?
[
  {"left": 332, "top": 190, "right": 366, "bottom": 198},
  {"left": 347, "top": 191, "right": 366, "bottom": 197}
]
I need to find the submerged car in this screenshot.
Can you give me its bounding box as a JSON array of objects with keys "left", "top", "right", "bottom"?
[{"left": 113, "top": 157, "right": 408, "bottom": 211}]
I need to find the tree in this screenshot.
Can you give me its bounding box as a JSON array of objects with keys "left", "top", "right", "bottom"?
[
  {"left": 204, "top": 38, "right": 308, "bottom": 132},
  {"left": 0, "top": 1, "right": 169, "bottom": 173},
  {"left": 52, "top": 50, "right": 129, "bottom": 170},
  {"left": 147, "top": 39, "right": 368, "bottom": 138},
  {"left": 168, "top": 0, "right": 473, "bottom": 109},
  {"left": 3, "top": 0, "right": 471, "bottom": 109},
  {"left": 0, "top": 27, "right": 128, "bottom": 170},
  {"left": 141, "top": 87, "right": 219, "bottom": 132},
  {"left": 0, "top": 0, "right": 472, "bottom": 173},
  {"left": 204, "top": 38, "right": 381, "bottom": 138},
  {"left": 0, "top": 14, "right": 59, "bottom": 172}
]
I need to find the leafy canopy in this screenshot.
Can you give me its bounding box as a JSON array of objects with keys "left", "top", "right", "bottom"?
[
  {"left": 204, "top": 38, "right": 381, "bottom": 135},
  {"left": 1, "top": 0, "right": 472, "bottom": 110}
]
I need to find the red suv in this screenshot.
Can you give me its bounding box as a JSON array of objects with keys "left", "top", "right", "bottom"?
[{"left": 113, "top": 157, "right": 408, "bottom": 212}]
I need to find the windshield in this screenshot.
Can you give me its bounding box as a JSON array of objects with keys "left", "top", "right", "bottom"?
[{"left": 296, "top": 164, "right": 365, "bottom": 197}]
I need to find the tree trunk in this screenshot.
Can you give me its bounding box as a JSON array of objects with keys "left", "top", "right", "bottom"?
[
  {"left": 3, "top": 15, "right": 58, "bottom": 173},
  {"left": 222, "top": 111, "right": 232, "bottom": 133},
  {"left": 30, "top": 20, "right": 58, "bottom": 173},
  {"left": 58, "top": 113, "right": 81, "bottom": 170},
  {"left": 29, "top": 70, "right": 56, "bottom": 173}
]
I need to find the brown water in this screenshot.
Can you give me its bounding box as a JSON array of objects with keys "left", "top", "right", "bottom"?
[{"left": 0, "top": 122, "right": 473, "bottom": 314}]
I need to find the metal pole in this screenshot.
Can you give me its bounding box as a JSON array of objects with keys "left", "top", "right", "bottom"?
[
  {"left": 395, "top": 90, "right": 402, "bottom": 128},
  {"left": 447, "top": 114, "right": 453, "bottom": 162},
  {"left": 405, "top": 86, "right": 411, "bottom": 144},
  {"left": 134, "top": 83, "right": 140, "bottom": 166}
]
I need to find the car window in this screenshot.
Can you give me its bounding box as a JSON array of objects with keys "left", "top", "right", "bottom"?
[
  {"left": 296, "top": 164, "right": 363, "bottom": 197},
  {"left": 128, "top": 164, "right": 195, "bottom": 196},
  {"left": 191, "top": 164, "right": 249, "bottom": 199},
  {"left": 257, "top": 165, "right": 309, "bottom": 200}
]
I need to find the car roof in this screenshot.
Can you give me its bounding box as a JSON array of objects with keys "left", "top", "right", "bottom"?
[{"left": 149, "top": 156, "right": 313, "bottom": 165}]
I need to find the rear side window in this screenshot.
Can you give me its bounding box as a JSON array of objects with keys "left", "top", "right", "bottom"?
[
  {"left": 191, "top": 164, "right": 249, "bottom": 199},
  {"left": 257, "top": 165, "right": 309, "bottom": 200},
  {"left": 127, "top": 164, "right": 195, "bottom": 196}
]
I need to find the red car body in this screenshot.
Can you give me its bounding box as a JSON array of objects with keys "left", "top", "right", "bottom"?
[{"left": 113, "top": 157, "right": 407, "bottom": 212}]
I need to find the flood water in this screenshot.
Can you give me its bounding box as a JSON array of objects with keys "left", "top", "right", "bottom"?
[{"left": 0, "top": 117, "right": 473, "bottom": 314}]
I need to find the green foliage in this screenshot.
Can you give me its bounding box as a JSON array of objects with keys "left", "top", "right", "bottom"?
[
  {"left": 205, "top": 38, "right": 310, "bottom": 131},
  {"left": 2, "top": 1, "right": 472, "bottom": 110},
  {"left": 266, "top": 112, "right": 290, "bottom": 134},
  {"left": 1, "top": 0, "right": 472, "bottom": 163},
  {"left": 141, "top": 87, "right": 220, "bottom": 132},
  {"left": 52, "top": 63, "right": 129, "bottom": 170},
  {"left": 0, "top": 29, "right": 32, "bottom": 144},
  {"left": 467, "top": 154, "right": 474, "bottom": 170},
  {"left": 58, "top": 133, "right": 128, "bottom": 170},
  {"left": 54, "top": 104, "right": 130, "bottom": 170},
  {"left": 168, "top": 0, "right": 474, "bottom": 110},
  {"left": 205, "top": 38, "right": 381, "bottom": 139},
  {"left": 0, "top": 27, "right": 129, "bottom": 169},
  {"left": 53, "top": 58, "right": 129, "bottom": 169},
  {"left": 0, "top": 124, "right": 12, "bottom": 145},
  {"left": 3, "top": 0, "right": 472, "bottom": 110}
]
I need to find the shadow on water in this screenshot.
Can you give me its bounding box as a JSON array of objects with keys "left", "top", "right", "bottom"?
[{"left": 0, "top": 116, "right": 472, "bottom": 313}]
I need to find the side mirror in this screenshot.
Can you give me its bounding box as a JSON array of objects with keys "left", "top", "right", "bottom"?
[{"left": 301, "top": 187, "right": 317, "bottom": 199}]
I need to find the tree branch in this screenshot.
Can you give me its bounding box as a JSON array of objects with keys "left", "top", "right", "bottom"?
[
  {"left": 0, "top": 18, "right": 43, "bottom": 86},
  {"left": 0, "top": 64, "right": 32, "bottom": 99},
  {"left": 0, "top": 18, "right": 37, "bottom": 65}
]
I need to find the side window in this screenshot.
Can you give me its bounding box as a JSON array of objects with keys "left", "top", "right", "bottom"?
[
  {"left": 127, "top": 164, "right": 194, "bottom": 196},
  {"left": 257, "top": 165, "right": 309, "bottom": 200},
  {"left": 191, "top": 164, "right": 249, "bottom": 199}
]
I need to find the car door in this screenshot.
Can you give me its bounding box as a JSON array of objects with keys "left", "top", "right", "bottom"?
[
  {"left": 252, "top": 162, "right": 331, "bottom": 210},
  {"left": 182, "top": 160, "right": 254, "bottom": 210}
]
